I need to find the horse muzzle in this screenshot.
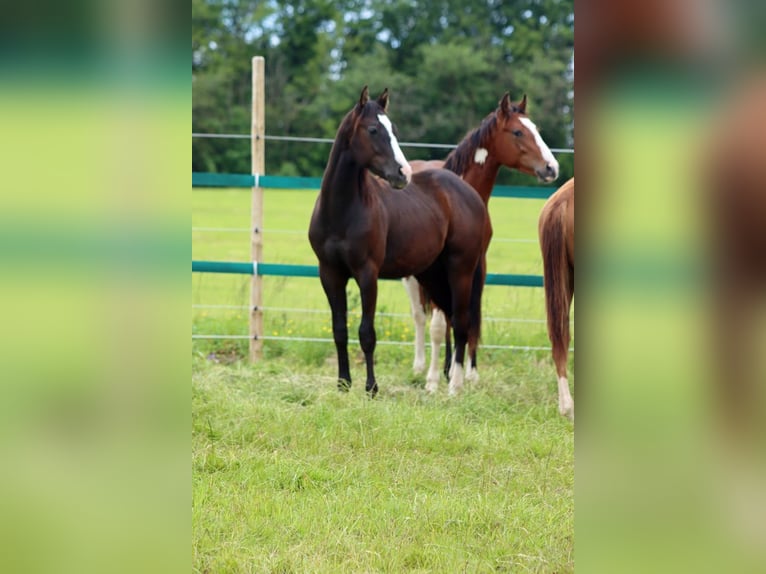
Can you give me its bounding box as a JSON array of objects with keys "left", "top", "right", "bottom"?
[
  {"left": 536, "top": 163, "right": 559, "bottom": 183},
  {"left": 389, "top": 172, "right": 409, "bottom": 189},
  {"left": 388, "top": 164, "right": 412, "bottom": 189}
]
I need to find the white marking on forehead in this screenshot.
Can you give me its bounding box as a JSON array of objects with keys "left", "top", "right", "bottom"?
[
  {"left": 377, "top": 114, "right": 412, "bottom": 179},
  {"left": 519, "top": 117, "right": 559, "bottom": 171},
  {"left": 474, "top": 148, "right": 489, "bottom": 164}
]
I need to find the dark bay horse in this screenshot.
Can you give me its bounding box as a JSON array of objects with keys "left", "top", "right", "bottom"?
[
  {"left": 309, "top": 87, "right": 489, "bottom": 396},
  {"left": 404, "top": 93, "right": 560, "bottom": 391},
  {"left": 538, "top": 177, "right": 574, "bottom": 420}
]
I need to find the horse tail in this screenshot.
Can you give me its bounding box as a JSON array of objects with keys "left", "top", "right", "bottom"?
[
  {"left": 468, "top": 255, "right": 484, "bottom": 349},
  {"left": 540, "top": 202, "right": 571, "bottom": 374}
]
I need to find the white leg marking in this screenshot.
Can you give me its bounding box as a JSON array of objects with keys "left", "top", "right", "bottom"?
[
  {"left": 474, "top": 147, "right": 489, "bottom": 164},
  {"left": 378, "top": 114, "right": 412, "bottom": 182},
  {"left": 519, "top": 117, "right": 559, "bottom": 176},
  {"left": 402, "top": 277, "right": 426, "bottom": 374},
  {"left": 465, "top": 355, "right": 479, "bottom": 383},
  {"left": 558, "top": 376, "right": 574, "bottom": 421},
  {"left": 448, "top": 362, "right": 465, "bottom": 396},
  {"left": 425, "top": 309, "right": 447, "bottom": 393}
]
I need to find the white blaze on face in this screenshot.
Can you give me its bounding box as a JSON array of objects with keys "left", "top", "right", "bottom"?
[
  {"left": 474, "top": 147, "right": 489, "bottom": 164},
  {"left": 377, "top": 113, "right": 412, "bottom": 182},
  {"left": 519, "top": 117, "right": 559, "bottom": 176}
]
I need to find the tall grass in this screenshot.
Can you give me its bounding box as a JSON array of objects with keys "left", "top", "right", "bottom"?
[{"left": 192, "top": 357, "right": 574, "bottom": 573}]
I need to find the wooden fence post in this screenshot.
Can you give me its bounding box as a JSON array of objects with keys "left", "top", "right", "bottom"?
[{"left": 250, "top": 55, "right": 265, "bottom": 362}]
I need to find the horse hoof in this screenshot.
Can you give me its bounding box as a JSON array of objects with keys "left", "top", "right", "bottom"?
[
  {"left": 425, "top": 379, "right": 439, "bottom": 393},
  {"left": 366, "top": 383, "right": 379, "bottom": 398},
  {"left": 337, "top": 380, "right": 351, "bottom": 392},
  {"left": 465, "top": 368, "right": 479, "bottom": 383},
  {"left": 413, "top": 359, "right": 426, "bottom": 374},
  {"left": 559, "top": 404, "right": 574, "bottom": 421},
  {"left": 448, "top": 384, "right": 462, "bottom": 397}
]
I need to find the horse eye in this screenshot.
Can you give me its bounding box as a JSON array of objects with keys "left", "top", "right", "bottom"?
[
  {"left": 513, "top": 130, "right": 523, "bottom": 137},
  {"left": 368, "top": 125, "right": 378, "bottom": 135}
]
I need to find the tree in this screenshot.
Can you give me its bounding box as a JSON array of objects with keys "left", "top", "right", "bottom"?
[{"left": 192, "top": 0, "right": 574, "bottom": 183}]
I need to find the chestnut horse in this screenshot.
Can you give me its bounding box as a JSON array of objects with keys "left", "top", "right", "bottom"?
[
  {"left": 404, "top": 93, "right": 560, "bottom": 391},
  {"left": 538, "top": 177, "right": 574, "bottom": 420},
  {"left": 309, "top": 87, "right": 489, "bottom": 396}
]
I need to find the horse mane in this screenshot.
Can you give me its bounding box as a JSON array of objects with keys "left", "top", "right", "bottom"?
[
  {"left": 443, "top": 112, "right": 499, "bottom": 174},
  {"left": 321, "top": 106, "right": 365, "bottom": 185},
  {"left": 443, "top": 101, "right": 527, "bottom": 175},
  {"left": 326, "top": 108, "right": 356, "bottom": 157}
]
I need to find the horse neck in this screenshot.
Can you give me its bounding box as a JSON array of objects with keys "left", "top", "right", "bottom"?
[
  {"left": 318, "top": 137, "right": 366, "bottom": 219},
  {"left": 457, "top": 158, "right": 501, "bottom": 206},
  {"left": 443, "top": 133, "right": 500, "bottom": 206}
]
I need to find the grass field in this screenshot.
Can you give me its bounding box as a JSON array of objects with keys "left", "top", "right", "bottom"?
[{"left": 192, "top": 186, "right": 574, "bottom": 572}]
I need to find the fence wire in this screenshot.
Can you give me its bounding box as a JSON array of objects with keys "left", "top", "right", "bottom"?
[
  {"left": 191, "top": 333, "right": 572, "bottom": 352},
  {"left": 190, "top": 304, "right": 572, "bottom": 325},
  {"left": 192, "top": 131, "right": 574, "bottom": 354},
  {"left": 192, "top": 132, "right": 575, "bottom": 154}
]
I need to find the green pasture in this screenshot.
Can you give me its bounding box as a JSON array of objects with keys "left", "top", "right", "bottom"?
[
  {"left": 192, "top": 186, "right": 574, "bottom": 572},
  {"left": 192, "top": 187, "right": 573, "bottom": 364},
  {"left": 193, "top": 356, "right": 574, "bottom": 573}
]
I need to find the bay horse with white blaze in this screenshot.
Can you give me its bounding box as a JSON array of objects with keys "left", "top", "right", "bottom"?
[
  {"left": 538, "top": 177, "right": 574, "bottom": 420},
  {"left": 404, "top": 93, "right": 559, "bottom": 391},
  {"left": 309, "top": 87, "right": 489, "bottom": 396}
]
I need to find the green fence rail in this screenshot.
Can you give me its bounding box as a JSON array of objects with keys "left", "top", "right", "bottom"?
[
  {"left": 192, "top": 171, "right": 549, "bottom": 287},
  {"left": 191, "top": 260, "right": 543, "bottom": 287},
  {"left": 192, "top": 172, "right": 555, "bottom": 199}
]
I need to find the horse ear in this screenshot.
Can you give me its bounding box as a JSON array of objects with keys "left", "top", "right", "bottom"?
[
  {"left": 358, "top": 85, "right": 369, "bottom": 109},
  {"left": 377, "top": 88, "right": 389, "bottom": 112},
  {"left": 518, "top": 93, "right": 527, "bottom": 114},
  {"left": 500, "top": 92, "right": 512, "bottom": 117}
]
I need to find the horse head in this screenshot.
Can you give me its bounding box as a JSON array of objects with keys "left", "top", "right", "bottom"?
[
  {"left": 348, "top": 86, "right": 412, "bottom": 189},
  {"left": 494, "top": 93, "right": 559, "bottom": 183}
]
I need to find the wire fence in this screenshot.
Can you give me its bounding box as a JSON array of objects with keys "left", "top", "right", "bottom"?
[
  {"left": 192, "top": 132, "right": 575, "bottom": 154},
  {"left": 192, "top": 133, "right": 574, "bottom": 353},
  {"left": 191, "top": 303, "right": 574, "bottom": 352},
  {"left": 191, "top": 333, "right": 572, "bottom": 352},
  {"left": 191, "top": 304, "right": 568, "bottom": 325}
]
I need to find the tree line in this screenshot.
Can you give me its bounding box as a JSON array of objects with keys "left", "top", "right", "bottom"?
[{"left": 192, "top": 0, "right": 574, "bottom": 186}]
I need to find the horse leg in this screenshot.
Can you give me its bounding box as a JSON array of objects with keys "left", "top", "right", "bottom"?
[
  {"left": 402, "top": 276, "right": 427, "bottom": 374},
  {"left": 443, "top": 316, "right": 452, "bottom": 381},
  {"left": 319, "top": 266, "right": 351, "bottom": 390},
  {"left": 356, "top": 267, "right": 379, "bottom": 397},
  {"left": 555, "top": 352, "right": 573, "bottom": 421},
  {"left": 465, "top": 349, "right": 478, "bottom": 382},
  {"left": 448, "top": 276, "right": 473, "bottom": 397},
  {"left": 553, "top": 285, "right": 574, "bottom": 421},
  {"left": 426, "top": 308, "right": 447, "bottom": 393},
  {"left": 466, "top": 334, "right": 481, "bottom": 386},
  {"left": 465, "top": 257, "right": 485, "bottom": 384}
]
